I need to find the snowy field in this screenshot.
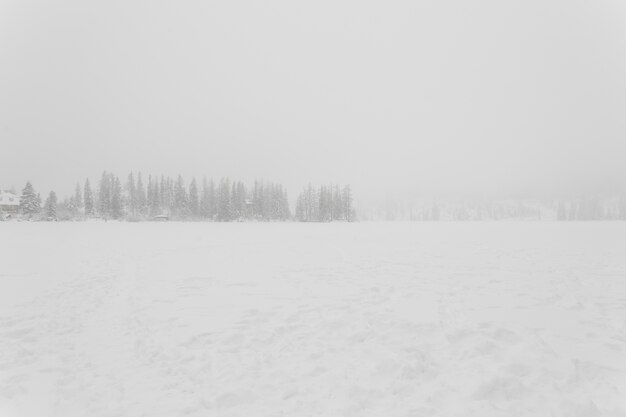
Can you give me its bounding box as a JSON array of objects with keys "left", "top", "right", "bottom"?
[{"left": 0, "top": 222, "right": 625, "bottom": 417}]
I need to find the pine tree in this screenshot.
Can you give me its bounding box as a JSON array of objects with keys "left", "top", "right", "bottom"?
[
  {"left": 332, "top": 185, "right": 343, "bottom": 221},
  {"left": 295, "top": 193, "right": 305, "bottom": 221},
  {"left": 74, "top": 183, "right": 83, "bottom": 213},
  {"left": 189, "top": 178, "right": 199, "bottom": 218},
  {"left": 84, "top": 179, "right": 94, "bottom": 216},
  {"left": 111, "top": 175, "right": 123, "bottom": 219},
  {"left": 174, "top": 175, "right": 188, "bottom": 217},
  {"left": 200, "top": 177, "right": 211, "bottom": 219},
  {"left": 318, "top": 186, "right": 331, "bottom": 221},
  {"left": 148, "top": 175, "right": 160, "bottom": 216},
  {"left": 208, "top": 179, "right": 217, "bottom": 219},
  {"left": 217, "top": 178, "right": 232, "bottom": 221},
  {"left": 126, "top": 172, "right": 137, "bottom": 215},
  {"left": 160, "top": 176, "right": 169, "bottom": 213},
  {"left": 136, "top": 173, "right": 146, "bottom": 216},
  {"left": 44, "top": 191, "right": 58, "bottom": 220},
  {"left": 252, "top": 181, "right": 264, "bottom": 220},
  {"left": 342, "top": 185, "right": 354, "bottom": 221},
  {"left": 99, "top": 172, "right": 112, "bottom": 217},
  {"left": 19, "top": 181, "right": 40, "bottom": 217}
]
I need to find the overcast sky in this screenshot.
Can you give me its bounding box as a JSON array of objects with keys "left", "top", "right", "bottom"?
[{"left": 1, "top": 0, "right": 625, "bottom": 200}]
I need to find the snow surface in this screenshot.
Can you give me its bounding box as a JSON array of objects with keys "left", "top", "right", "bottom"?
[{"left": 0, "top": 222, "right": 625, "bottom": 417}]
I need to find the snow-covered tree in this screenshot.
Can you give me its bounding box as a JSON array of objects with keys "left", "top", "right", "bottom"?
[
  {"left": 126, "top": 172, "right": 137, "bottom": 215},
  {"left": 44, "top": 191, "right": 58, "bottom": 220},
  {"left": 189, "top": 178, "right": 199, "bottom": 218},
  {"left": 19, "top": 181, "right": 40, "bottom": 217},
  {"left": 84, "top": 179, "right": 94, "bottom": 216},
  {"left": 174, "top": 175, "right": 188, "bottom": 217},
  {"left": 99, "top": 172, "right": 111, "bottom": 217},
  {"left": 111, "top": 176, "right": 123, "bottom": 219},
  {"left": 217, "top": 178, "right": 231, "bottom": 221},
  {"left": 342, "top": 185, "right": 354, "bottom": 221},
  {"left": 74, "top": 183, "right": 83, "bottom": 212},
  {"left": 136, "top": 173, "right": 146, "bottom": 216}
]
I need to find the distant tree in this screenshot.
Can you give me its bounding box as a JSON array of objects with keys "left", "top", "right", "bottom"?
[
  {"left": 318, "top": 185, "right": 331, "bottom": 221},
  {"left": 295, "top": 184, "right": 353, "bottom": 222},
  {"left": 74, "top": 183, "right": 83, "bottom": 212},
  {"left": 148, "top": 175, "right": 160, "bottom": 216},
  {"left": 207, "top": 178, "right": 217, "bottom": 219},
  {"left": 217, "top": 178, "right": 232, "bottom": 221},
  {"left": 159, "top": 176, "right": 168, "bottom": 212},
  {"left": 174, "top": 175, "right": 188, "bottom": 217},
  {"left": 252, "top": 181, "right": 264, "bottom": 219},
  {"left": 19, "top": 181, "right": 40, "bottom": 217},
  {"left": 111, "top": 176, "right": 123, "bottom": 219},
  {"left": 44, "top": 191, "right": 58, "bottom": 220},
  {"left": 295, "top": 193, "right": 305, "bottom": 221},
  {"left": 189, "top": 178, "right": 199, "bottom": 218},
  {"left": 99, "top": 172, "right": 112, "bottom": 217},
  {"left": 200, "top": 177, "right": 212, "bottom": 219},
  {"left": 332, "top": 185, "right": 343, "bottom": 221},
  {"left": 126, "top": 172, "right": 137, "bottom": 215},
  {"left": 84, "top": 179, "right": 94, "bottom": 216},
  {"left": 136, "top": 173, "right": 146, "bottom": 216}
]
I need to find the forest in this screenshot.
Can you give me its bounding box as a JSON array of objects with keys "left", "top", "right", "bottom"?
[{"left": 8, "top": 172, "right": 355, "bottom": 222}]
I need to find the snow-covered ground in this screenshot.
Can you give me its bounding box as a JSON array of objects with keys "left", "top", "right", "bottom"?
[{"left": 0, "top": 222, "right": 625, "bottom": 417}]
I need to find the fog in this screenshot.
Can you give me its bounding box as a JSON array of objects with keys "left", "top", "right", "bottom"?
[{"left": 1, "top": 0, "right": 625, "bottom": 200}]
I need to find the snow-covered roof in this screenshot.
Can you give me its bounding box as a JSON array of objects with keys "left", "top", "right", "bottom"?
[{"left": 0, "top": 191, "right": 19, "bottom": 206}]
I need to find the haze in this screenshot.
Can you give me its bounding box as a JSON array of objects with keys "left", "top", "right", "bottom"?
[{"left": 1, "top": 0, "right": 625, "bottom": 200}]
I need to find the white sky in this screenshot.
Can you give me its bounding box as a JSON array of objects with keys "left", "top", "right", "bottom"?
[{"left": 1, "top": 0, "right": 625, "bottom": 200}]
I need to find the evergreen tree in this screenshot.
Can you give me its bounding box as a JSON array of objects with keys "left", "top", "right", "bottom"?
[
  {"left": 252, "top": 181, "right": 264, "bottom": 219},
  {"left": 126, "top": 172, "right": 137, "bottom": 215},
  {"left": 74, "top": 183, "right": 83, "bottom": 212},
  {"left": 84, "top": 179, "right": 94, "bottom": 216},
  {"left": 200, "top": 177, "right": 211, "bottom": 219},
  {"left": 19, "top": 181, "right": 40, "bottom": 217},
  {"left": 111, "top": 175, "right": 123, "bottom": 219},
  {"left": 159, "top": 176, "right": 169, "bottom": 213},
  {"left": 189, "top": 178, "right": 199, "bottom": 218},
  {"left": 318, "top": 185, "right": 331, "bottom": 221},
  {"left": 332, "top": 185, "right": 343, "bottom": 221},
  {"left": 230, "top": 181, "right": 245, "bottom": 220},
  {"left": 342, "top": 185, "right": 354, "bottom": 221},
  {"left": 99, "top": 172, "right": 112, "bottom": 217},
  {"left": 174, "top": 175, "right": 188, "bottom": 217},
  {"left": 295, "top": 193, "right": 305, "bottom": 221},
  {"left": 44, "top": 191, "right": 58, "bottom": 220},
  {"left": 148, "top": 176, "right": 160, "bottom": 216},
  {"left": 207, "top": 179, "right": 217, "bottom": 219},
  {"left": 136, "top": 173, "right": 146, "bottom": 216},
  {"left": 217, "top": 178, "right": 232, "bottom": 221}
]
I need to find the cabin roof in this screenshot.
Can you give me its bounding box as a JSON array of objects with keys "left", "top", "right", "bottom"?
[{"left": 0, "top": 191, "right": 19, "bottom": 206}]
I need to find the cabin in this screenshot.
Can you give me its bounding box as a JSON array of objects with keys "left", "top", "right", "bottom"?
[
  {"left": 0, "top": 191, "right": 19, "bottom": 216},
  {"left": 153, "top": 214, "right": 169, "bottom": 221}
]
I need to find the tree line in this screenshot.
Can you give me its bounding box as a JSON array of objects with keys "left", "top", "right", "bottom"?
[
  {"left": 295, "top": 184, "right": 355, "bottom": 222},
  {"left": 361, "top": 196, "right": 626, "bottom": 221},
  {"left": 9, "top": 173, "right": 355, "bottom": 222}
]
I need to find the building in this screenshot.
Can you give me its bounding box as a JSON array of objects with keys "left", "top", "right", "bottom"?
[{"left": 0, "top": 191, "right": 20, "bottom": 216}]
